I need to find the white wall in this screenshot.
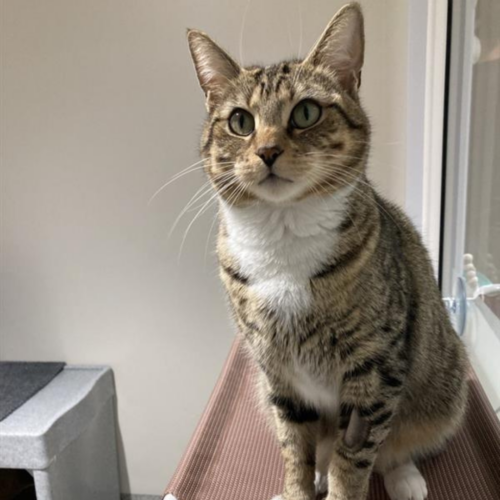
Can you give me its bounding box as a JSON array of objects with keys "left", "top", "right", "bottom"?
[{"left": 0, "top": 0, "right": 408, "bottom": 495}]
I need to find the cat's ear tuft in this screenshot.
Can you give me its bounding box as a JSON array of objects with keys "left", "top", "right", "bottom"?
[
  {"left": 303, "top": 3, "right": 364, "bottom": 93},
  {"left": 187, "top": 29, "right": 241, "bottom": 110}
]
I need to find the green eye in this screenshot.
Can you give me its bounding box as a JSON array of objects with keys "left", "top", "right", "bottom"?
[
  {"left": 291, "top": 99, "right": 322, "bottom": 129},
  {"left": 229, "top": 108, "right": 255, "bottom": 136}
]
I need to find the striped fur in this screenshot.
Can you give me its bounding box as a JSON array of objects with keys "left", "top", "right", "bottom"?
[{"left": 187, "top": 3, "right": 467, "bottom": 500}]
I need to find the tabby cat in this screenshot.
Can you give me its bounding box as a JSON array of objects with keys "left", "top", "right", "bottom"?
[{"left": 187, "top": 3, "right": 468, "bottom": 500}]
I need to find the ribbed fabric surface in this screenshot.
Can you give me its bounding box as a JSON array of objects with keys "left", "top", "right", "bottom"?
[{"left": 165, "top": 337, "right": 500, "bottom": 500}]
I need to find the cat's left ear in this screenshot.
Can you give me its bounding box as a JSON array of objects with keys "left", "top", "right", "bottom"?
[
  {"left": 303, "top": 2, "right": 364, "bottom": 94},
  {"left": 187, "top": 29, "right": 241, "bottom": 110}
]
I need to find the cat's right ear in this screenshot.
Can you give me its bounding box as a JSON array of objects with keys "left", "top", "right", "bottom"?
[{"left": 187, "top": 30, "right": 240, "bottom": 111}]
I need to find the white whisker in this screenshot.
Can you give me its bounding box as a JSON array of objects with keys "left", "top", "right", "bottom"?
[
  {"left": 297, "top": 0, "right": 303, "bottom": 59},
  {"left": 313, "top": 165, "right": 402, "bottom": 231},
  {"left": 304, "top": 151, "right": 400, "bottom": 172},
  {"left": 178, "top": 179, "right": 238, "bottom": 262},
  {"left": 148, "top": 160, "right": 236, "bottom": 206},
  {"left": 169, "top": 170, "right": 234, "bottom": 237},
  {"left": 309, "top": 171, "right": 363, "bottom": 244},
  {"left": 285, "top": 0, "right": 294, "bottom": 54},
  {"left": 168, "top": 182, "right": 213, "bottom": 237},
  {"left": 148, "top": 160, "right": 206, "bottom": 206},
  {"left": 239, "top": 0, "right": 252, "bottom": 66},
  {"left": 204, "top": 211, "right": 219, "bottom": 268}
]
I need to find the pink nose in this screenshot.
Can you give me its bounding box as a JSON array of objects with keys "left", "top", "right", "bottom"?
[{"left": 256, "top": 145, "right": 283, "bottom": 167}]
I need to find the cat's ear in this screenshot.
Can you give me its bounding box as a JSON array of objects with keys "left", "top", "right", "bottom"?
[
  {"left": 303, "top": 2, "right": 364, "bottom": 93},
  {"left": 187, "top": 29, "right": 241, "bottom": 110}
]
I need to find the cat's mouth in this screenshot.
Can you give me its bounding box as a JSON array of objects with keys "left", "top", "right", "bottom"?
[
  {"left": 258, "top": 173, "right": 293, "bottom": 185},
  {"left": 250, "top": 171, "right": 308, "bottom": 203}
]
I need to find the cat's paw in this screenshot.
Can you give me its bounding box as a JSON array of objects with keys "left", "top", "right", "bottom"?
[
  {"left": 384, "top": 461, "right": 428, "bottom": 500},
  {"left": 314, "top": 471, "right": 328, "bottom": 495},
  {"left": 271, "top": 496, "right": 283, "bottom": 500}
]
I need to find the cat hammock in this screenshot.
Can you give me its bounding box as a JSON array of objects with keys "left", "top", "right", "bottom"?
[{"left": 163, "top": 337, "right": 500, "bottom": 500}]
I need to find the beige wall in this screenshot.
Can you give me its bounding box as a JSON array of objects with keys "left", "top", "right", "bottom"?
[{"left": 0, "top": 0, "right": 407, "bottom": 495}]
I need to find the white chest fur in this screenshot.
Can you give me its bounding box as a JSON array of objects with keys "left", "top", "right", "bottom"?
[
  {"left": 290, "top": 363, "right": 340, "bottom": 414},
  {"left": 221, "top": 187, "right": 353, "bottom": 318}
]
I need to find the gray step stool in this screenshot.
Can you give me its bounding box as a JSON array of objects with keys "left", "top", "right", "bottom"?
[{"left": 0, "top": 366, "right": 121, "bottom": 500}]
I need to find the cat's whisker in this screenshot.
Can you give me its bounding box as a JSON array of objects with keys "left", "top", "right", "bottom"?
[
  {"left": 148, "top": 160, "right": 236, "bottom": 206},
  {"left": 297, "top": 0, "right": 303, "bottom": 59},
  {"left": 308, "top": 161, "right": 388, "bottom": 202},
  {"left": 304, "top": 152, "right": 369, "bottom": 161},
  {"left": 311, "top": 162, "right": 375, "bottom": 191},
  {"left": 303, "top": 140, "right": 402, "bottom": 154},
  {"left": 304, "top": 151, "right": 400, "bottom": 172},
  {"left": 285, "top": 1, "right": 294, "bottom": 54},
  {"left": 201, "top": 177, "right": 248, "bottom": 267},
  {"left": 308, "top": 171, "right": 363, "bottom": 245},
  {"left": 187, "top": 180, "right": 234, "bottom": 214},
  {"left": 309, "top": 162, "right": 373, "bottom": 190},
  {"left": 303, "top": 152, "right": 369, "bottom": 165},
  {"left": 173, "top": 157, "right": 207, "bottom": 174},
  {"left": 230, "top": 180, "right": 250, "bottom": 207},
  {"left": 168, "top": 170, "right": 235, "bottom": 237},
  {"left": 293, "top": 56, "right": 306, "bottom": 88},
  {"left": 178, "top": 178, "right": 239, "bottom": 261},
  {"left": 178, "top": 190, "right": 225, "bottom": 262},
  {"left": 221, "top": 177, "right": 247, "bottom": 209},
  {"left": 204, "top": 211, "right": 219, "bottom": 268},
  {"left": 148, "top": 160, "right": 206, "bottom": 206},
  {"left": 312, "top": 165, "right": 402, "bottom": 231},
  {"left": 239, "top": 0, "right": 253, "bottom": 66},
  {"left": 168, "top": 181, "right": 213, "bottom": 238},
  {"left": 315, "top": 170, "right": 393, "bottom": 216},
  {"left": 182, "top": 185, "right": 219, "bottom": 214},
  {"left": 348, "top": 140, "right": 401, "bottom": 147}
]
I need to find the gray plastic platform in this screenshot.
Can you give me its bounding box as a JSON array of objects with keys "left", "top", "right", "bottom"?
[{"left": 0, "top": 365, "right": 121, "bottom": 500}]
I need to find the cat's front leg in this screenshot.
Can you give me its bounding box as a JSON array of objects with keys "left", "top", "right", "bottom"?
[
  {"left": 326, "top": 434, "right": 372, "bottom": 499},
  {"left": 269, "top": 395, "right": 318, "bottom": 500},
  {"left": 326, "top": 405, "right": 394, "bottom": 500}
]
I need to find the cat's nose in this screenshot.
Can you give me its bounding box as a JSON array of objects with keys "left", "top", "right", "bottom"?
[{"left": 256, "top": 145, "right": 284, "bottom": 168}]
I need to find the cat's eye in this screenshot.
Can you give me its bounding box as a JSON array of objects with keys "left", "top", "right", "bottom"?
[
  {"left": 229, "top": 109, "right": 255, "bottom": 136},
  {"left": 290, "top": 100, "right": 322, "bottom": 129}
]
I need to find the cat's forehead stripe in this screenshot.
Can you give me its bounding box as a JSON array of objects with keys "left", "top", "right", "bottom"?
[{"left": 245, "top": 64, "right": 298, "bottom": 114}]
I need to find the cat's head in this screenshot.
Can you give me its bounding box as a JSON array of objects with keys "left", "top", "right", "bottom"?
[{"left": 187, "top": 2, "right": 370, "bottom": 206}]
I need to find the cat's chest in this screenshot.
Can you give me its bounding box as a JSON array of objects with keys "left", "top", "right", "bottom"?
[
  {"left": 221, "top": 191, "right": 351, "bottom": 315},
  {"left": 231, "top": 230, "right": 337, "bottom": 312},
  {"left": 287, "top": 360, "right": 341, "bottom": 414}
]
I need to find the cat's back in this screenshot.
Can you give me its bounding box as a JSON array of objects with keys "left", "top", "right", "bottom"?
[{"left": 373, "top": 190, "right": 468, "bottom": 418}]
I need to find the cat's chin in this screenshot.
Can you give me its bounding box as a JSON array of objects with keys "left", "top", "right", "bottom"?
[{"left": 249, "top": 177, "right": 308, "bottom": 204}]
